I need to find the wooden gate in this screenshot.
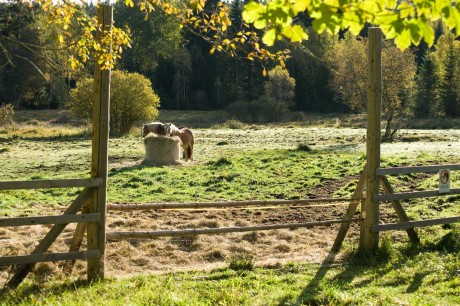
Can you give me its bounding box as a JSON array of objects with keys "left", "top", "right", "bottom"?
[
  {"left": 360, "top": 28, "right": 460, "bottom": 255},
  {"left": 0, "top": 4, "right": 112, "bottom": 289}
]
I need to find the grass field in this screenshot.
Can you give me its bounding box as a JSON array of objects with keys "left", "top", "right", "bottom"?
[{"left": 1, "top": 110, "right": 460, "bottom": 305}]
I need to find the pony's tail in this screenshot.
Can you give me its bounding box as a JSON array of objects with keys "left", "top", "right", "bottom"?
[{"left": 186, "top": 145, "right": 193, "bottom": 161}]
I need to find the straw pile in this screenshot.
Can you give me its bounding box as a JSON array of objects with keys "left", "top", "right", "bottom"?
[{"left": 143, "top": 135, "right": 180, "bottom": 165}]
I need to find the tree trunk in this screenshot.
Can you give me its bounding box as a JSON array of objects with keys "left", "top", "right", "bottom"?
[{"left": 382, "top": 111, "right": 395, "bottom": 141}]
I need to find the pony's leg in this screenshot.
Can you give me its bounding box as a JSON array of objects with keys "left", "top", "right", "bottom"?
[
  {"left": 186, "top": 145, "right": 191, "bottom": 161},
  {"left": 189, "top": 144, "right": 193, "bottom": 161},
  {"left": 182, "top": 145, "right": 187, "bottom": 160},
  {"left": 187, "top": 145, "right": 192, "bottom": 162}
]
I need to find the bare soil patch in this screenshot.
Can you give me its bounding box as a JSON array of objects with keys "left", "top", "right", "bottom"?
[{"left": 1, "top": 177, "right": 362, "bottom": 284}]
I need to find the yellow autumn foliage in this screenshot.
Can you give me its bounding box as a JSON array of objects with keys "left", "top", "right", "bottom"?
[{"left": 68, "top": 70, "right": 160, "bottom": 135}]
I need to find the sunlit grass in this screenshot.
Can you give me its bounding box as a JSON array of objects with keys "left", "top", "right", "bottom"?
[
  {"left": 1, "top": 235, "right": 460, "bottom": 305},
  {"left": 1, "top": 110, "right": 460, "bottom": 304}
]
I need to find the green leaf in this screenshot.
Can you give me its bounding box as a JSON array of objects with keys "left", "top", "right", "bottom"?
[
  {"left": 282, "top": 25, "right": 308, "bottom": 43},
  {"left": 262, "top": 28, "right": 277, "bottom": 46},
  {"left": 385, "top": 0, "right": 397, "bottom": 10},
  {"left": 125, "top": 0, "right": 134, "bottom": 8},
  {"left": 242, "top": 1, "right": 266, "bottom": 23},
  {"left": 394, "top": 28, "right": 411, "bottom": 50},
  {"left": 292, "top": 0, "right": 310, "bottom": 14},
  {"left": 343, "top": 11, "right": 364, "bottom": 35},
  {"left": 418, "top": 18, "right": 435, "bottom": 46},
  {"left": 407, "top": 21, "right": 421, "bottom": 45},
  {"left": 311, "top": 3, "right": 340, "bottom": 34},
  {"left": 445, "top": 7, "right": 460, "bottom": 35}
]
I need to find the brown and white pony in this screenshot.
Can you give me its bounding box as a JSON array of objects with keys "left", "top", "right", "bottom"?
[
  {"left": 142, "top": 122, "right": 167, "bottom": 137},
  {"left": 142, "top": 122, "right": 194, "bottom": 161},
  {"left": 165, "top": 123, "right": 194, "bottom": 161}
]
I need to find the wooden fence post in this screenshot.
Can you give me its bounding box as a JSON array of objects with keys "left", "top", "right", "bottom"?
[
  {"left": 360, "top": 27, "right": 382, "bottom": 255},
  {"left": 87, "top": 4, "right": 111, "bottom": 282}
]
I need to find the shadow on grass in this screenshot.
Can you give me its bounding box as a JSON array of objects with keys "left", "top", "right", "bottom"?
[
  {"left": 0, "top": 279, "right": 92, "bottom": 304},
  {"left": 287, "top": 229, "right": 460, "bottom": 305},
  {"left": 108, "top": 160, "right": 173, "bottom": 177},
  {"left": 2, "top": 131, "right": 93, "bottom": 143},
  {"left": 406, "top": 272, "right": 429, "bottom": 293}
]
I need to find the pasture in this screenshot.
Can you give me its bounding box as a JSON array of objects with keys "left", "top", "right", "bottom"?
[{"left": 1, "top": 110, "right": 460, "bottom": 304}]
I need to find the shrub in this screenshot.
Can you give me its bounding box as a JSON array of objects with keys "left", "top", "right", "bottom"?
[
  {"left": 297, "top": 144, "right": 314, "bottom": 152},
  {"left": 290, "top": 111, "right": 306, "bottom": 122},
  {"left": 219, "top": 119, "right": 246, "bottom": 129},
  {"left": 250, "top": 96, "right": 289, "bottom": 122},
  {"left": 228, "top": 253, "right": 255, "bottom": 271},
  {"left": 225, "top": 101, "right": 252, "bottom": 122},
  {"left": 0, "top": 104, "right": 14, "bottom": 126},
  {"left": 225, "top": 96, "right": 289, "bottom": 123},
  {"left": 68, "top": 70, "right": 160, "bottom": 135}
]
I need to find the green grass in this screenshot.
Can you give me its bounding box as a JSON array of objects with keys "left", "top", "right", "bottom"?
[
  {"left": 4, "top": 144, "right": 457, "bottom": 215},
  {"left": 1, "top": 236, "right": 460, "bottom": 305},
  {"left": 0, "top": 146, "right": 366, "bottom": 213},
  {"left": 158, "top": 109, "right": 231, "bottom": 128},
  {"left": 1, "top": 110, "right": 460, "bottom": 303}
]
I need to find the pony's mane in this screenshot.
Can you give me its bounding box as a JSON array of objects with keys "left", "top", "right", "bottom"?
[{"left": 165, "top": 123, "right": 181, "bottom": 136}]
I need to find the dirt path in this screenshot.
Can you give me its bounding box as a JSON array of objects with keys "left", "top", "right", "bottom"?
[{"left": 1, "top": 176, "right": 362, "bottom": 283}]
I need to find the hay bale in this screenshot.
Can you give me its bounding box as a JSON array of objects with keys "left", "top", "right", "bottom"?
[{"left": 143, "top": 135, "right": 180, "bottom": 165}]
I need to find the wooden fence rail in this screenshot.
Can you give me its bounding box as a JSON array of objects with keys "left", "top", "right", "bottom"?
[
  {"left": 0, "top": 178, "right": 103, "bottom": 191},
  {"left": 372, "top": 216, "right": 460, "bottom": 232},
  {"left": 0, "top": 213, "right": 100, "bottom": 227},
  {"left": 0, "top": 250, "right": 100, "bottom": 267},
  {"left": 107, "top": 218, "right": 364, "bottom": 240},
  {"left": 374, "top": 188, "right": 460, "bottom": 202},
  {"left": 377, "top": 165, "right": 460, "bottom": 176},
  {"left": 107, "top": 198, "right": 358, "bottom": 211}
]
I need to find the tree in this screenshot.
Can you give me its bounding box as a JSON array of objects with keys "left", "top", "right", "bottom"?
[
  {"left": 0, "top": 1, "right": 46, "bottom": 107},
  {"left": 243, "top": 0, "right": 460, "bottom": 51},
  {"left": 287, "top": 29, "right": 342, "bottom": 113},
  {"left": 224, "top": 66, "right": 294, "bottom": 122},
  {"left": 329, "top": 35, "right": 368, "bottom": 112},
  {"left": 434, "top": 32, "right": 460, "bottom": 117},
  {"left": 265, "top": 66, "right": 295, "bottom": 104},
  {"left": 330, "top": 36, "right": 417, "bottom": 140},
  {"left": 414, "top": 51, "right": 442, "bottom": 117},
  {"left": 0, "top": 0, "right": 458, "bottom": 76},
  {"left": 380, "top": 43, "right": 417, "bottom": 139},
  {"left": 172, "top": 49, "right": 192, "bottom": 110},
  {"left": 68, "top": 70, "right": 160, "bottom": 135},
  {"left": 2, "top": 0, "right": 459, "bottom": 118},
  {"left": 113, "top": 2, "right": 183, "bottom": 78}
]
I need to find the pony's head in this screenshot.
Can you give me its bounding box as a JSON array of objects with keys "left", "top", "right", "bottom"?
[{"left": 164, "top": 122, "right": 181, "bottom": 136}]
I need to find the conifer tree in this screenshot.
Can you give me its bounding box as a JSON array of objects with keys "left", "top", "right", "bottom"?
[
  {"left": 437, "top": 34, "right": 460, "bottom": 117},
  {"left": 414, "top": 52, "right": 441, "bottom": 117}
]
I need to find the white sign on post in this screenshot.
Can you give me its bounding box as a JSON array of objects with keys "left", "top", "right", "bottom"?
[{"left": 439, "top": 169, "right": 450, "bottom": 193}]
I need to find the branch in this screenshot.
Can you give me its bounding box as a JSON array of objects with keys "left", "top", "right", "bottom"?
[
  {"left": 12, "top": 54, "right": 47, "bottom": 80},
  {"left": 0, "top": 34, "right": 77, "bottom": 51},
  {"left": 0, "top": 35, "right": 59, "bottom": 70},
  {"left": 0, "top": 42, "right": 14, "bottom": 68}
]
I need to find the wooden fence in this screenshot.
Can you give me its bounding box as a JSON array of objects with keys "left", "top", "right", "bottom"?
[
  {"left": 358, "top": 28, "right": 459, "bottom": 254},
  {"left": 0, "top": 181, "right": 100, "bottom": 288},
  {"left": 372, "top": 165, "right": 460, "bottom": 234},
  {"left": 1, "top": 25, "right": 459, "bottom": 290},
  {"left": 106, "top": 197, "right": 364, "bottom": 242},
  {"left": 0, "top": 4, "right": 111, "bottom": 289}
]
